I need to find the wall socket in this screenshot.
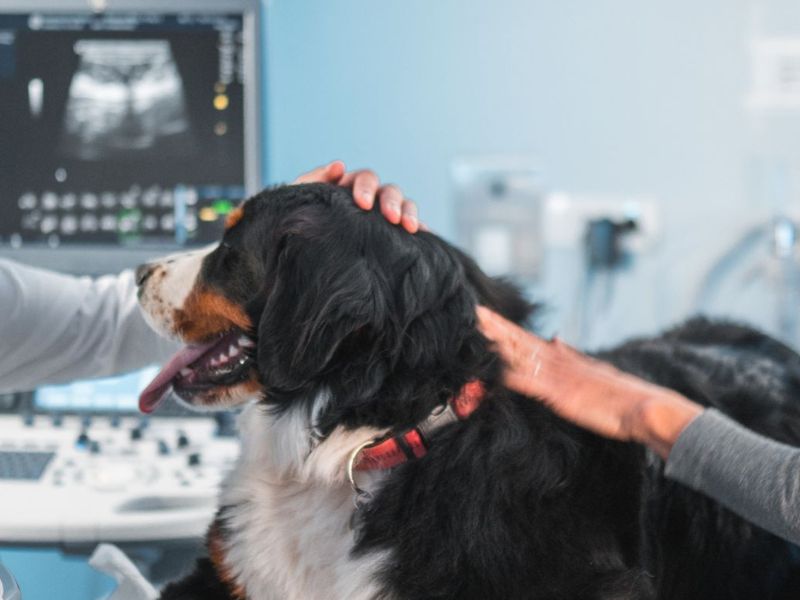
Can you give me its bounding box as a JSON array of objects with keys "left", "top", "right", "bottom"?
[{"left": 543, "top": 192, "right": 660, "bottom": 252}]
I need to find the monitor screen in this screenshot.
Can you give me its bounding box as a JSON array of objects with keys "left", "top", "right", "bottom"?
[
  {"left": 34, "top": 366, "right": 159, "bottom": 412},
  {"left": 0, "top": 11, "right": 250, "bottom": 250}
]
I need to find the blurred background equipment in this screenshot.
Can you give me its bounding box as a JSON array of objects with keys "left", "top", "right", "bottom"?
[
  {"left": 571, "top": 216, "right": 639, "bottom": 346},
  {"left": 0, "top": 0, "right": 262, "bottom": 597},
  {"left": 452, "top": 156, "right": 543, "bottom": 283},
  {"left": 0, "top": 561, "right": 21, "bottom": 600}
]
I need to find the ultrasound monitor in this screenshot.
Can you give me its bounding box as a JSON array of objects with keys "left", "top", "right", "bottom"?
[{"left": 0, "top": 0, "right": 263, "bottom": 275}]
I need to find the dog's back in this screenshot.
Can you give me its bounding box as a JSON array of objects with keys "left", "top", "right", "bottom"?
[{"left": 598, "top": 318, "right": 800, "bottom": 599}]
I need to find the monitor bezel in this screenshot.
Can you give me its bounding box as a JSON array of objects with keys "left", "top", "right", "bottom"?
[{"left": 0, "top": 0, "right": 264, "bottom": 275}]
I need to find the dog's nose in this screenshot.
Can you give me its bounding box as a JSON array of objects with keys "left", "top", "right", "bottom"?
[{"left": 135, "top": 263, "right": 156, "bottom": 287}]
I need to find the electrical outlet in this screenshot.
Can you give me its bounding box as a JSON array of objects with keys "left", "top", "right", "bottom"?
[{"left": 543, "top": 192, "right": 660, "bottom": 252}]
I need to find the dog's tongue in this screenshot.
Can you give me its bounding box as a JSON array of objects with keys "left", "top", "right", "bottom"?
[{"left": 138, "top": 341, "right": 217, "bottom": 413}]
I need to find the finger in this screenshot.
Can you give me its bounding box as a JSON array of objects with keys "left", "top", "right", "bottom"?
[
  {"left": 336, "top": 171, "right": 357, "bottom": 187},
  {"left": 378, "top": 184, "right": 403, "bottom": 224},
  {"left": 352, "top": 170, "right": 381, "bottom": 210},
  {"left": 293, "top": 160, "right": 346, "bottom": 184},
  {"left": 400, "top": 199, "right": 419, "bottom": 233},
  {"left": 476, "top": 306, "right": 517, "bottom": 341}
]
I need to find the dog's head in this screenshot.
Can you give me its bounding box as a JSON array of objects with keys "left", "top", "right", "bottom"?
[{"left": 137, "top": 183, "right": 534, "bottom": 435}]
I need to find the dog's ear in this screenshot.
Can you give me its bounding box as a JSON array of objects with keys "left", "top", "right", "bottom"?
[
  {"left": 448, "top": 244, "right": 537, "bottom": 326},
  {"left": 256, "top": 213, "right": 390, "bottom": 397}
]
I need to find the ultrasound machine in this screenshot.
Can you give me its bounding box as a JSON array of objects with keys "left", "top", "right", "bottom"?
[{"left": 0, "top": 0, "right": 263, "bottom": 589}]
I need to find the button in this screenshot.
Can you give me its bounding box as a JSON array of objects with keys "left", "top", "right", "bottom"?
[
  {"left": 130, "top": 427, "right": 143, "bottom": 441},
  {"left": 157, "top": 440, "right": 170, "bottom": 456},
  {"left": 89, "top": 440, "right": 101, "bottom": 454},
  {"left": 176, "top": 431, "right": 190, "bottom": 449},
  {"left": 187, "top": 453, "right": 201, "bottom": 467},
  {"left": 76, "top": 431, "right": 90, "bottom": 448}
]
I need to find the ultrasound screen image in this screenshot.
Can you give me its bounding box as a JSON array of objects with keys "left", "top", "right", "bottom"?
[
  {"left": 0, "top": 13, "right": 248, "bottom": 248},
  {"left": 61, "top": 40, "right": 194, "bottom": 160}
]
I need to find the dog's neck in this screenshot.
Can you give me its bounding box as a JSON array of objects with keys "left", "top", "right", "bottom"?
[
  {"left": 233, "top": 392, "right": 388, "bottom": 485},
  {"left": 218, "top": 397, "right": 389, "bottom": 600}
]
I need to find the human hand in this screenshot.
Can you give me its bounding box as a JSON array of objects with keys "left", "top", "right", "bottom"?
[
  {"left": 293, "top": 161, "right": 420, "bottom": 233},
  {"left": 476, "top": 306, "right": 702, "bottom": 458}
]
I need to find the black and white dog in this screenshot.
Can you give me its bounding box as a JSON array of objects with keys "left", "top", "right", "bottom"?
[{"left": 136, "top": 183, "right": 800, "bottom": 599}]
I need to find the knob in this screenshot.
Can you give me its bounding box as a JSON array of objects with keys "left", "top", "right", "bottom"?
[
  {"left": 176, "top": 431, "right": 190, "bottom": 449},
  {"left": 187, "top": 452, "right": 201, "bottom": 467},
  {"left": 76, "top": 430, "right": 90, "bottom": 448},
  {"left": 89, "top": 440, "right": 101, "bottom": 454},
  {"left": 158, "top": 440, "right": 170, "bottom": 456},
  {"left": 130, "top": 427, "right": 143, "bottom": 441}
]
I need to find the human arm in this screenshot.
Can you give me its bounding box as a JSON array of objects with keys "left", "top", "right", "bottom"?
[
  {"left": 0, "top": 259, "right": 179, "bottom": 393},
  {"left": 475, "top": 306, "right": 701, "bottom": 457},
  {"left": 476, "top": 306, "right": 800, "bottom": 545}
]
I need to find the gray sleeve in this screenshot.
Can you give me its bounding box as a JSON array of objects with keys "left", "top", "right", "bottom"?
[
  {"left": 0, "top": 259, "right": 178, "bottom": 393},
  {"left": 665, "top": 408, "right": 800, "bottom": 545}
]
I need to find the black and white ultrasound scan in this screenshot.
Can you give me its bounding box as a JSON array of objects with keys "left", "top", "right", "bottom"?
[
  {"left": 59, "top": 40, "right": 194, "bottom": 161},
  {"left": 0, "top": 13, "right": 247, "bottom": 247}
]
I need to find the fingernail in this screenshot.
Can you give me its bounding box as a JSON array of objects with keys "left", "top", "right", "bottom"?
[
  {"left": 408, "top": 216, "right": 418, "bottom": 228},
  {"left": 360, "top": 190, "right": 374, "bottom": 204}
]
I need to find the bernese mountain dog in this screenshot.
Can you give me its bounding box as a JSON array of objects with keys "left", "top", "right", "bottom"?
[{"left": 136, "top": 182, "right": 800, "bottom": 600}]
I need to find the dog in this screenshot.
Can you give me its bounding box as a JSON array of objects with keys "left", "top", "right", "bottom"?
[{"left": 136, "top": 183, "right": 800, "bottom": 599}]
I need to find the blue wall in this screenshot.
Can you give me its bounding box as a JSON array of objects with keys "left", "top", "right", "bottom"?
[{"left": 264, "top": 0, "right": 774, "bottom": 346}]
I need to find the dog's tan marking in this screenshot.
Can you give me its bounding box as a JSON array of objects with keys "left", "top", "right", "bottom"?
[
  {"left": 225, "top": 205, "right": 245, "bottom": 230},
  {"left": 209, "top": 522, "right": 248, "bottom": 600},
  {"left": 173, "top": 287, "right": 253, "bottom": 343}
]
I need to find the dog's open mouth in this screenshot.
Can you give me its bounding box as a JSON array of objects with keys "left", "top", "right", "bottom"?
[{"left": 138, "top": 330, "right": 256, "bottom": 413}]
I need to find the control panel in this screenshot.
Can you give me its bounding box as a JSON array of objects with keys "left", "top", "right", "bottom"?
[{"left": 0, "top": 412, "right": 239, "bottom": 544}]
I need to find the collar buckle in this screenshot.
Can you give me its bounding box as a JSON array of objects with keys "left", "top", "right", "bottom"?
[{"left": 346, "top": 437, "right": 380, "bottom": 497}]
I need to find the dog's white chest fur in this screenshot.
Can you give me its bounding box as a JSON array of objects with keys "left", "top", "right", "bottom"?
[{"left": 219, "top": 403, "right": 389, "bottom": 600}]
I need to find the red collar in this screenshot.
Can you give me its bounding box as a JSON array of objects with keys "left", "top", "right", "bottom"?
[{"left": 352, "top": 380, "right": 486, "bottom": 472}]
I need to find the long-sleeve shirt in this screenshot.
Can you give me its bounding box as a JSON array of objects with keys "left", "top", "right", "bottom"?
[
  {"left": 0, "top": 258, "right": 177, "bottom": 393},
  {"left": 666, "top": 408, "right": 800, "bottom": 546}
]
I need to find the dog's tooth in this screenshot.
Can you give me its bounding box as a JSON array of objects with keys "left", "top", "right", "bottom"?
[
  {"left": 239, "top": 336, "right": 254, "bottom": 348},
  {"left": 180, "top": 368, "right": 192, "bottom": 377},
  {"left": 229, "top": 345, "right": 240, "bottom": 357},
  {"left": 209, "top": 357, "right": 221, "bottom": 367}
]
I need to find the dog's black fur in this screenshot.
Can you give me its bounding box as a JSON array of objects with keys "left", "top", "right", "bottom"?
[{"left": 161, "top": 183, "right": 800, "bottom": 599}]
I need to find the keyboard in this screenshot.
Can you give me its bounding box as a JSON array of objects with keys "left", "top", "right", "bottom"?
[{"left": 0, "top": 450, "right": 55, "bottom": 481}]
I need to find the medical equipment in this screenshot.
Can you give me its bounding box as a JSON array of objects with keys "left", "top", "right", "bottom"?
[
  {"left": 452, "top": 156, "right": 543, "bottom": 282},
  {"left": 0, "top": 561, "right": 20, "bottom": 600},
  {"left": 0, "top": 390, "right": 239, "bottom": 546},
  {"left": 0, "top": 0, "right": 263, "bottom": 276},
  {"left": 0, "top": 3, "right": 262, "bottom": 583}
]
